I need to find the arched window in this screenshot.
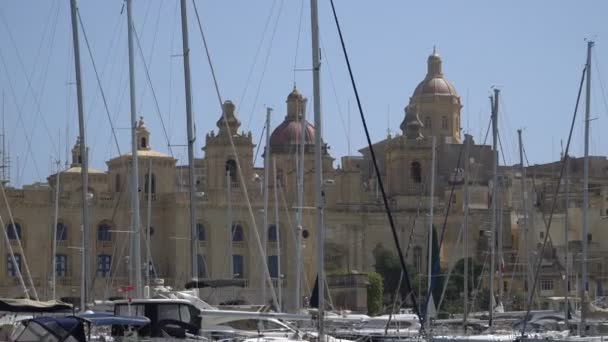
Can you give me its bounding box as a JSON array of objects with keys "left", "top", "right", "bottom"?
[
  {"left": 413, "top": 246, "right": 422, "bottom": 272},
  {"left": 197, "top": 224, "right": 206, "bottom": 241},
  {"left": 411, "top": 162, "right": 422, "bottom": 183},
  {"left": 233, "top": 254, "right": 244, "bottom": 278},
  {"left": 115, "top": 174, "right": 121, "bottom": 192},
  {"left": 56, "top": 223, "right": 67, "bottom": 241},
  {"left": 268, "top": 255, "right": 279, "bottom": 278},
  {"left": 231, "top": 224, "right": 244, "bottom": 242},
  {"left": 267, "top": 225, "right": 278, "bottom": 242},
  {"left": 226, "top": 159, "right": 238, "bottom": 185},
  {"left": 6, "top": 223, "right": 21, "bottom": 240},
  {"left": 144, "top": 173, "right": 156, "bottom": 194},
  {"left": 55, "top": 254, "right": 67, "bottom": 277},
  {"left": 441, "top": 116, "right": 448, "bottom": 129},
  {"left": 140, "top": 137, "right": 147, "bottom": 149},
  {"left": 7, "top": 253, "right": 21, "bottom": 277},
  {"left": 424, "top": 117, "right": 432, "bottom": 129},
  {"left": 197, "top": 254, "right": 207, "bottom": 278},
  {"left": 97, "top": 224, "right": 112, "bottom": 241}
]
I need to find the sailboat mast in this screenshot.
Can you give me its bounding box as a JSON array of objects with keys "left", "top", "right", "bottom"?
[
  {"left": 310, "top": 0, "right": 325, "bottom": 337},
  {"left": 263, "top": 107, "right": 272, "bottom": 304},
  {"left": 580, "top": 39, "right": 593, "bottom": 335},
  {"left": 463, "top": 134, "right": 471, "bottom": 332},
  {"left": 51, "top": 161, "right": 61, "bottom": 300},
  {"left": 517, "top": 129, "right": 532, "bottom": 306},
  {"left": 489, "top": 88, "right": 500, "bottom": 326},
  {"left": 564, "top": 154, "right": 570, "bottom": 328},
  {"left": 179, "top": 0, "right": 198, "bottom": 281},
  {"left": 227, "top": 169, "right": 233, "bottom": 278},
  {"left": 295, "top": 94, "right": 306, "bottom": 312},
  {"left": 427, "top": 135, "right": 436, "bottom": 329},
  {"left": 146, "top": 158, "right": 152, "bottom": 289},
  {"left": 273, "top": 157, "right": 282, "bottom": 310},
  {"left": 69, "top": 0, "right": 90, "bottom": 310},
  {"left": 126, "top": 0, "right": 143, "bottom": 298}
]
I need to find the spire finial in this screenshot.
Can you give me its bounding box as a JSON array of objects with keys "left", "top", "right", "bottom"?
[{"left": 433, "top": 45, "right": 436, "bottom": 55}]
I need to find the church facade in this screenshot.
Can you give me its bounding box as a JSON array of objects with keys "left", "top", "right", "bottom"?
[{"left": 1, "top": 50, "right": 607, "bottom": 312}]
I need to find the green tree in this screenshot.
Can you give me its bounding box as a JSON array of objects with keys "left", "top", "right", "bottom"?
[
  {"left": 372, "top": 244, "right": 401, "bottom": 297},
  {"left": 366, "top": 272, "right": 384, "bottom": 315}
]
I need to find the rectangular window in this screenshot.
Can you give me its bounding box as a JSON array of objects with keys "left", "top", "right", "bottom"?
[
  {"left": 268, "top": 255, "right": 279, "bottom": 278},
  {"left": 97, "top": 254, "right": 112, "bottom": 277},
  {"left": 540, "top": 279, "right": 554, "bottom": 291},
  {"left": 233, "top": 254, "right": 244, "bottom": 279},
  {"left": 55, "top": 254, "right": 67, "bottom": 277},
  {"left": 7, "top": 254, "right": 21, "bottom": 277}
]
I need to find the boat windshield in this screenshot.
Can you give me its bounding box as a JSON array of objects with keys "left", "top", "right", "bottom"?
[
  {"left": 116, "top": 304, "right": 145, "bottom": 317},
  {"left": 224, "top": 319, "right": 292, "bottom": 332}
]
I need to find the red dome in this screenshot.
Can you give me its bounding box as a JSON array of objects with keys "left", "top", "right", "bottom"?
[{"left": 269, "top": 120, "right": 315, "bottom": 147}]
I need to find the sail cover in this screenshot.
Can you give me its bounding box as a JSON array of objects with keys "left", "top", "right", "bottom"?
[{"left": 0, "top": 298, "right": 72, "bottom": 313}]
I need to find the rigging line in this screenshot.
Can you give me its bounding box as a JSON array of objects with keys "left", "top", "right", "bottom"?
[
  {"left": 1, "top": 3, "right": 62, "bottom": 177},
  {"left": 482, "top": 116, "right": 492, "bottom": 146},
  {"left": 137, "top": 0, "right": 164, "bottom": 107},
  {"left": 190, "top": 4, "right": 280, "bottom": 308},
  {"left": 0, "top": 180, "right": 39, "bottom": 299},
  {"left": 320, "top": 34, "right": 349, "bottom": 145},
  {"left": 192, "top": 0, "right": 223, "bottom": 110},
  {"left": 167, "top": 0, "right": 179, "bottom": 145},
  {"left": 0, "top": 50, "right": 44, "bottom": 183},
  {"left": 469, "top": 251, "right": 489, "bottom": 313},
  {"left": 292, "top": 0, "right": 305, "bottom": 84},
  {"left": 236, "top": 0, "right": 278, "bottom": 125},
  {"left": 423, "top": 142, "right": 464, "bottom": 315},
  {"left": 253, "top": 124, "right": 266, "bottom": 167},
  {"left": 77, "top": 11, "right": 122, "bottom": 157},
  {"left": 245, "top": 0, "right": 284, "bottom": 130},
  {"left": 436, "top": 214, "right": 464, "bottom": 314},
  {"left": 594, "top": 58, "right": 608, "bottom": 119},
  {"left": 497, "top": 131, "right": 508, "bottom": 167},
  {"left": 0, "top": 2, "right": 61, "bottom": 158},
  {"left": 328, "top": 0, "right": 424, "bottom": 330},
  {"left": 520, "top": 65, "right": 586, "bottom": 337},
  {"left": 133, "top": 26, "right": 174, "bottom": 157}
]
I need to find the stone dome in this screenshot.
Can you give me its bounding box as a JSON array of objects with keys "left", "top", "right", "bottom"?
[
  {"left": 269, "top": 86, "right": 316, "bottom": 148},
  {"left": 412, "top": 48, "right": 458, "bottom": 97},
  {"left": 270, "top": 120, "right": 315, "bottom": 146}
]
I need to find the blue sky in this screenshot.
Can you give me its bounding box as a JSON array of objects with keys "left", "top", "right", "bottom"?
[{"left": 0, "top": 1, "right": 607, "bottom": 186}]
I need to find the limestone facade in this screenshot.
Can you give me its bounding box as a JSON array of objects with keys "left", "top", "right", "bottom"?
[{"left": 0, "top": 50, "right": 606, "bottom": 312}]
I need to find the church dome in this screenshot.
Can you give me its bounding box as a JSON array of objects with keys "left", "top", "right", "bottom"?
[
  {"left": 412, "top": 48, "right": 458, "bottom": 97},
  {"left": 269, "top": 86, "right": 316, "bottom": 148}
]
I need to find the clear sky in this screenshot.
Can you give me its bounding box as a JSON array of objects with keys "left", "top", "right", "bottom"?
[{"left": 0, "top": 1, "right": 607, "bottom": 187}]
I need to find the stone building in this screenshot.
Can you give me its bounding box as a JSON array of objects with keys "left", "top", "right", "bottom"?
[{"left": 0, "top": 50, "right": 606, "bottom": 313}]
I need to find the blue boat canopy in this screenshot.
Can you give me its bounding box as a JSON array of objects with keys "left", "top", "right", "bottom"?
[{"left": 78, "top": 312, "right": 150, "bottom": 326}]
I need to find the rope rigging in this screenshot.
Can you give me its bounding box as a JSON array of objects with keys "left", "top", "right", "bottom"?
[
  {"left": 520, "top": 65, "right": 587, "bottom": 336},
  {"left": 328, "top": 0, "right": 424, "bottom": 332}
]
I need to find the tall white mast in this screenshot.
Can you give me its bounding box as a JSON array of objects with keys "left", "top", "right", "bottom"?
[
  {"left": 489, "top": 88, "right": 500, "bottom": 326},
  {"left": 564, "top": 154, "right": 570, "bottom": 328},
  {"left": 263, "top": 107, "right": 272, "bottom": 303},
  {"left": 463, "top": 134, "right": 471, "bottom": 332},
  {"left": 580, "top": 39, "right": 593, "bottom": 336},
  {"left": 51, "top": 160, "right": 61, "bottom": 300},
  {"left": 126, "top": 0, "right": 142, "bottom": 298},
  {"left": 273, "top": 157, "right": 282, "bottom": 310},
  {"left": 146, "top": 158, "right": 152, "bottom": 289},
  {"left": 227, "top": 169, "right": 233, "bottom": 278},
  {"left": 295, "top": 93, "right": 306, "bottom": 312},
  {"left": 310, "top": 0, "right": 325, "bottom": 337},
  {"left": 517, "top": 130, "right": 532, "bottom": 308},
  {"left": 179, "top": 0, "right": 198, "bottom": 281},
  {"left": 426, "top": 135, "right": 436, "bottom": 330},
  {"left": 69, "top": 0, "right": 91, "bottom": 310}
]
